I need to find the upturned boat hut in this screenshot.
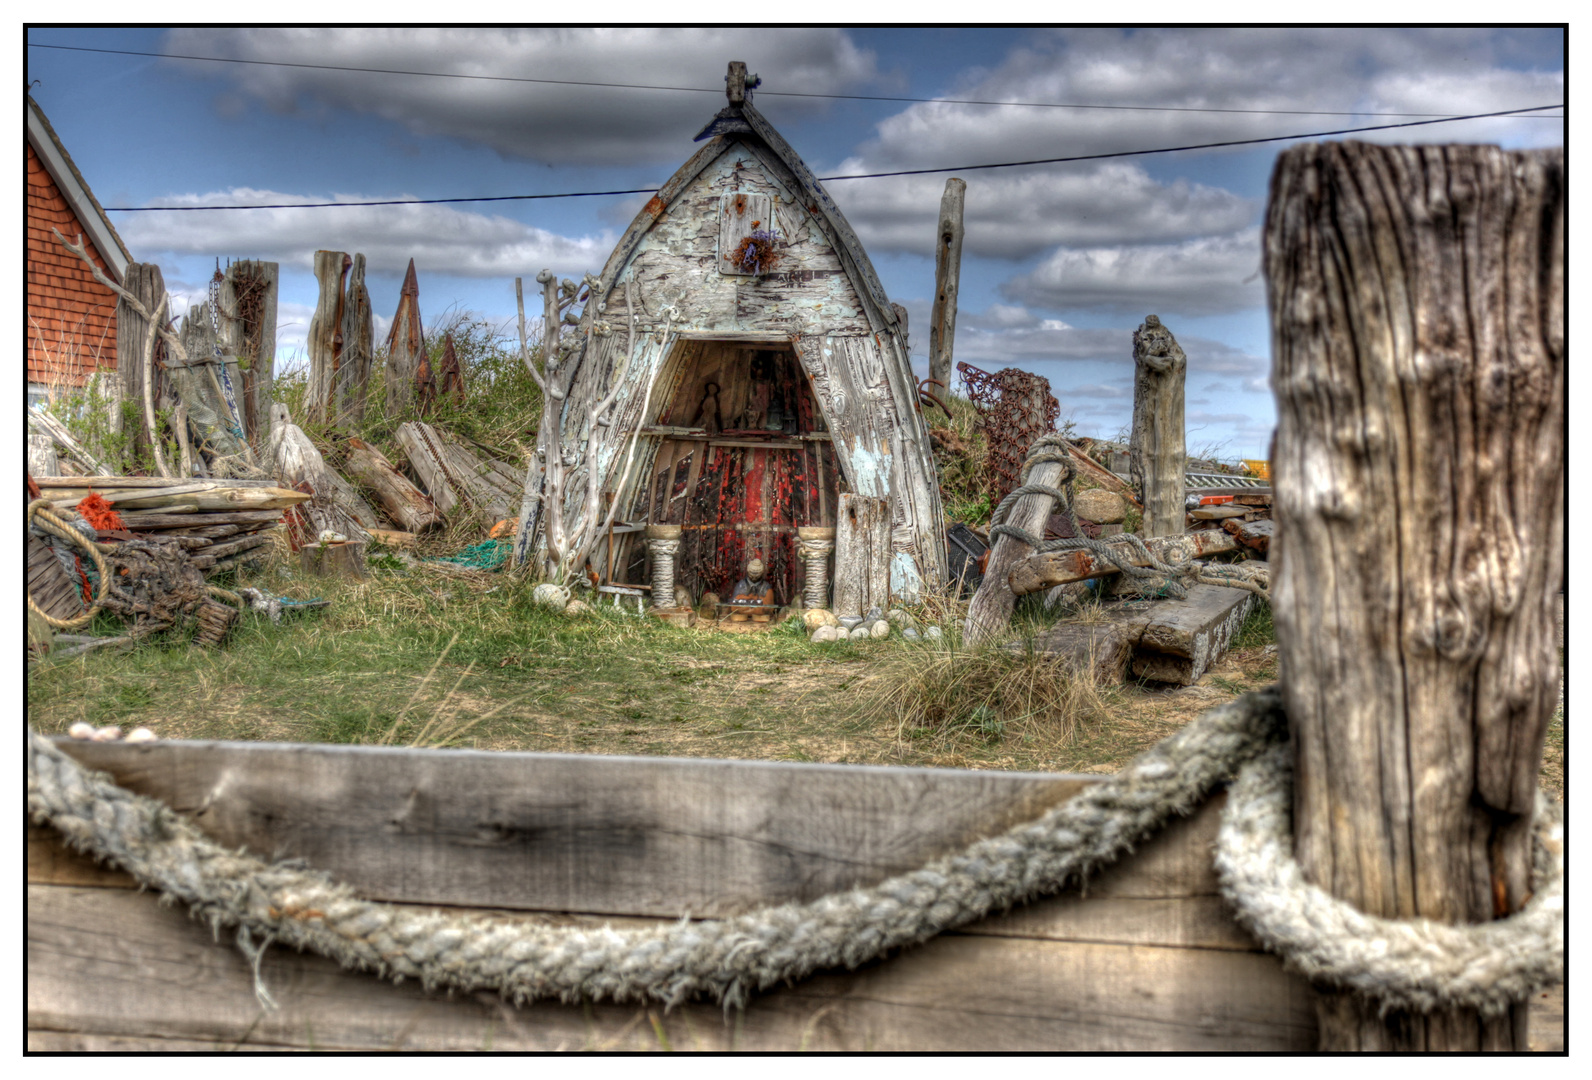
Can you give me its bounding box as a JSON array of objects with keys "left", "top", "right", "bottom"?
[{"left": 515, "top": 63, "right": 944, "bottom": 609}]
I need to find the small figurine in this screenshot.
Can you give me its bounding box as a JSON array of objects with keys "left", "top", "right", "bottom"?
[
  {"left": 694, "top": 382, "right": 723, "bottom": 434},
  {"left": 729, "top": 558, "right": 775, "bottom": 621}
]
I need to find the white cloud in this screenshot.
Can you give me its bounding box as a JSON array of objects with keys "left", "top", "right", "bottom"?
[
  {"left": 848, "top": 29, "right": 1561, "bottom": 172},
  {"left": 835, "top": 162, "right": 1257, "bottom": 259},
  {"left": 1002, "top": 229, "right": 1264, "bottom": 318},
  {"left": 115, "top": 189, "right": 615, "bottom": 281},
  {"left": 162, "top": 28, "right": 880, "bottom": 166}
]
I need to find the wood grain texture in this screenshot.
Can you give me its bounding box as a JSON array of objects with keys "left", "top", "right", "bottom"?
[
  {"left": 1008, "top": 530, "right": 1236, "bottom": 596},
  {"left": 26, "top": 881, "right": 1317, "bottom": 1051},
  {"left": 1266, "top": 142, "right": 1563, "bottom": 1050},
  {"left": 927, "top": 178, "right": 966, "bottom": 404},
  {"left": 43, "top": 737, "right": 1104, "bottom": 917},
  {"left": 305, "top": 251, "right": 348, "bottom": 426},
  {"left": 964, "top": 453, "right": 1071, "bottom": 644},
  {"left": 342, "top": 438, "right": 441, "bottom": 533},
  {"left": 113, "top": 262, "right": 165, "bottom": 471},
  {"left": 833, "top": 494, "right": 890, "bottom": 618},
  {"left": 1129, "top": 316, "right": 1187, "bottom": 539}
]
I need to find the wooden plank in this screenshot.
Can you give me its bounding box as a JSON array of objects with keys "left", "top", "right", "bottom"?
[
  {"left": 35, "top": 476, "right": 284, "bottom": 490},
  {"left": 832, "top": 494, "right": 889, "bottom": 618},
  {"left": 1066, "top": 443, "right": 1142, "bottom": 508},
  {"left": 42, "top": 737, "right": 1113, "bottom": 917},
  {"left": 1130, "top": 585, "right": 1254, "bottom": 686},
  {"left": 27, "top": 881, "right": 1317, "bottom": 1051},
  {"left": 1017, "top": 603, "right": 1157, "bottom": 684},
  {"left": 120, "top": 509, "right": 283, "bottom": 529},
  {"left": 28, "top": 1031, "right": 307, "bottom": 1052},
  {"left": 393, "top": 422, "right": 459, "bottom": 514},
  {"left": 1008, "top": 530, "right": 1237, "bottom": 597}
]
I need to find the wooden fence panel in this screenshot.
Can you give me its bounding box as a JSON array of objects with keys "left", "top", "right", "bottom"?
[{"left": 24, "top": 738, "right": 1563, "bottom": 1051}]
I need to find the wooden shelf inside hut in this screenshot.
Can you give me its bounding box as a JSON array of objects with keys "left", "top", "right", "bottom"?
[{"left": 613, "top": 340, "right": 841, "bottom": 609}]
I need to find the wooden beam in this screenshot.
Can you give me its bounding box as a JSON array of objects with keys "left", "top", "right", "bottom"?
[
  {"left": 1007, "top": 530, "right": 1237, "bottom": 597},
  {"left": 1065, "top": 442, "right": 1141, "bottom": 508},
  {"left": 1267, "top": 141, "right": 1562, "bottom": 1050},
  {"left": 927, "top": 177, "right": 966, "bottom": 406}
]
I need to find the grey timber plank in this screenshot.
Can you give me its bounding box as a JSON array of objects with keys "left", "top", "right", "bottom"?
[
  {"left": 1131, "top": 584, "right": 1254, "bottom": 686},
  {"left": 28, "top": 882, "right": 1317, "bottom": 1051},
  {"left": 47, "top": 738, "right": 1099, "bottom": 917}
]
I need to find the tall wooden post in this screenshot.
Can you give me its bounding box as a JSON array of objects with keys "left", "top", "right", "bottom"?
[
  {"left": 385, "top": 259, "right": 424, "bottom": 419},
  {"left": 1128, "top": 315, "right": 1186, "bottom": 538},
  {"left": 224, "top": 260, "right": 277, "bottom": 442},
  {"left": 928, "top": 178, "right": 966, "bottom": 405},
  {"left": 1266, "top": 142, "right": 1562, "bottom": 1050},
  {"left": 115, "top": 262, "right": 165, "bottom": 471},
  {"left": 306, "top": 251, "right": 350, "bottom": 425},
  {"left": 337, "top": 254, "right": 374, "bottom": 428}
]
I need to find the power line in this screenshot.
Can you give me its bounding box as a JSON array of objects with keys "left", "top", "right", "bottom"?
[
  {"left": 28, "top": 41, "right": 1568, "bottom": 120},
  {"left": 101, "top": 104, "right": 1563, "bottom": 213}
]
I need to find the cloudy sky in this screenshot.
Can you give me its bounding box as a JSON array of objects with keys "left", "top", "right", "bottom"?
[{"left": 25, "top": 27, "right": 1564, "bottom": 460}]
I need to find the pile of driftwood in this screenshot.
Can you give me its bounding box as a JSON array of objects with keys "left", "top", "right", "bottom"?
[
  {"left": 1185, "top": 487, "right": 1273, "bottom": 557},
  {"left": 265, "top": 406, "right": 523, "bottom": 549},
  {"left": 33, "top": 477, "right": 308, "bottom": 574}
]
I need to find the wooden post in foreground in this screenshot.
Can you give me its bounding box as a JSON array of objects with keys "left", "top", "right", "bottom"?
[
  {"left": 928, "top": 177, "right": 966, "bottom": 406},
  {"left": 1267, "top": 142, "right": 1563, "bottom": 1051},
  {"left": 1128, "top": 315, "right": 1185, "bottom": 538}
]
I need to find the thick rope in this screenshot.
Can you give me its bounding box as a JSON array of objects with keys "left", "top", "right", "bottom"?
[
  {"left": 1216, "top": 743, "right": 1563, "bottom": 1017},
  {"left": 988, "top": 436, "right": 1269, "bottom": 602},
  {"left": 27, "top": 500, "right": 113, "bottom": 630},
  {"left": 25, "top": 687, "right": 1562, "bottom": 1016},
  {"left": 28, "top": 690, "right": 1283, "bottom": 1010}
]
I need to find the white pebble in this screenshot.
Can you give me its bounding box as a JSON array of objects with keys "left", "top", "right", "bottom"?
[
  {"left": 925, "top": 626, "right": 944, "bottom": 641},
  {"left": 125, "top": 728, "right": 158, "bottom": 743},
  {"left": 68, "top": 722, "right": 96, "bottom": 740},
  {"left": 849, "top": 626, "right": 870, "bottom": 640},
  {"left": 92, "top": 725, "right": 123, "bottom": 741},
  {"left": 869, "top": 620, "right": 890, "bottom": 639},
  {"left": 811, "top": 625, "right": 836, "bottom": 643}
]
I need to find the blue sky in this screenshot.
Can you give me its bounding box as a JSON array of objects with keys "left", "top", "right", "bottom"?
[{"left": 25, "top": 26, "right": 1564, "bottom": 462}]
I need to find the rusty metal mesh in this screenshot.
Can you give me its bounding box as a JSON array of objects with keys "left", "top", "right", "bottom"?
[{"left": 957, "top": 362, "right": 1060, "bottom": 506}]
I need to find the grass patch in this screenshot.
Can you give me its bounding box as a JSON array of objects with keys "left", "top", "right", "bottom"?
[{"left": 853, "top": 638, "right": 1121, "bottom": 753}]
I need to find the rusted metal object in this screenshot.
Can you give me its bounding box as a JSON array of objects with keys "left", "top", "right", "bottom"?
[{"left": 957, "top": 362, "right": 1060, "bottom": 506}]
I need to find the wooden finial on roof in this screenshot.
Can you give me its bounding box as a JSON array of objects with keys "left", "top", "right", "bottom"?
[{"left": 726, "top": 61, "right": 748, "bottom": 105}]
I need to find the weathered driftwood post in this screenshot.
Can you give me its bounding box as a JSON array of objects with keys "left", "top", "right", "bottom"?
[
  {"left": 114, "top": 262, "right": 166, "bottom": 471},
  {"left": 1267, "top": 141, "right": 1562, "bottom": 1051},
  {"left": 1128, "top": 315, "right": 1186, "bottom": 538},
  {"left": 963, "top": 436, "right": 1068, "bottom": 645},
  {"left": 385, "top": 259, "right": 424, "bottom": 419},
  {"left": 336, "top": 254, "right": 374, "bottom": 428},
  {"left": 223, "top": 260, "right": 277, "bottom": 442},
  {"left": 927, "top": 177, "right": 966, "bottom": 406},
  {"left": 306, "top": 251, "right": 350, "bottom": 425}
]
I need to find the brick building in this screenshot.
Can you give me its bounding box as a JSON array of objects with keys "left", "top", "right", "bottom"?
[{"left": 27, "top": 95, "right": 133, "bottom": 406}]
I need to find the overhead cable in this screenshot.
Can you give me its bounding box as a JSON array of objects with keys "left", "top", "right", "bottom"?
[
  {"left": 28, "top": 41, "right": 1568, "bottom": 120},
  {"left": 101, "top": 104, "right": 1564, "bottom": 212}
]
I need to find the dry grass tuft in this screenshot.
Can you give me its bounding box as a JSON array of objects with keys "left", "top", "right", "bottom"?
[{"left": 854, "top": 639, "right": 1118, "bottom": 752}]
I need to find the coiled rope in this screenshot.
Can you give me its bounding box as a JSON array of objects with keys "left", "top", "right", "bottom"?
[
  {"left": 27, "top": 500, "right": 113, "bottom": 630},
  {"left": 988, "top": 434, "right": 1269, "bottom": 601},
  {"left": 25, "top": 686, "right": 1561, "bottom": 1016}
]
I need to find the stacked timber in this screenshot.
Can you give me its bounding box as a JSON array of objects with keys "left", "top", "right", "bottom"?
[
  {"left": 1185, "top": 487, "right": 1273, "bottom": 556},
  {"left": 34, "top": 477, "right": 307, "bottom": 575}
]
